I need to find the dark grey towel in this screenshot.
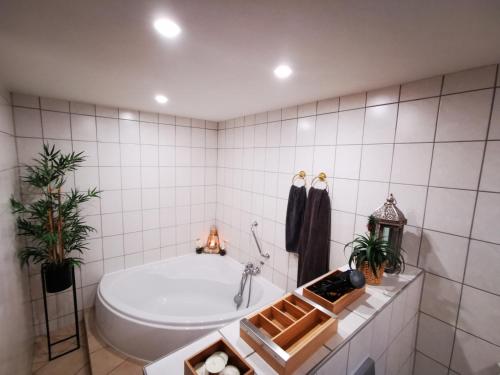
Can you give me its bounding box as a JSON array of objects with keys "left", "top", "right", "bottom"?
[
  {"left": 285, "top": 185, "right": 307, "bottom": 253},
  {"left": 297, "top": 187, "right": 331, "bottom": 286}
]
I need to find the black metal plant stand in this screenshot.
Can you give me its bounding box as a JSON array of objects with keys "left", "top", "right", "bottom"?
[{"left": 41, "top": 264, "right": 80, "bottom": 361}]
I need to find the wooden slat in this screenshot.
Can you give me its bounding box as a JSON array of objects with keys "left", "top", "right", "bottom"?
[
  {"left": 257, "top": 313, "right": 282, "bottom": 337},
  {"left": 282, "top": 300, "right": 306, "bottom": 320},
  {"left": 271, "top": 306, "right": 294, "bottom": 328},
  {"left": 272, "top": 310, "right": 319, "bottom": 349}
]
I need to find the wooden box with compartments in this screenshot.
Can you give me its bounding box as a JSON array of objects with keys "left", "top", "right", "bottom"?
[
  {"left": 239, "top": 292, "right": 337, "bottom": 375},
  {"left": 184, "top": 337, "right": 254, "bottom": 375},
  {"left": 302, "top": 269, "right": 366, "bottom": 314}
]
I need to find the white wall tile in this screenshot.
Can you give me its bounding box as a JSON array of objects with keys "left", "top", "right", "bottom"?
[
  {"left": 436, "top": 89, "right": 493, "bottom": 141},
  {"left": 101, "top": 213, "right": 123, "bottom": 236},
  {"left": 12, "top": 93, "right": 39, "bottom": 108},
  {"left": 317, "top": 97, "right": 339, "bottom": 114},
  {"left": 140, "top": 123, "right": 158, "bottom": 145},
  {"left": 451, "top": 329, "right": 500, "bottom": 375},
  {"left": 464, "top": 240, "right": 500, "bottom": 295},
  {"left": 71, "top": 114, "right": 96, "bottom": 141},
  {"left": 356, "top": 180, "right": 389, "bottom": 216},
  {"left": 360, "top": 144, "right": 393, "bottom": 181},
  {"left": 70, "top": 101, "right": 95, "bottom": 116},
  {"left": 282, "top": 105, "right": 298, "bottom": 120},
  {"left": 296, "top": 116, "right": 316, "bottom": 146},
  {"left": 99, "top": 166, "right": 121, "bottom": 190},
  {"left": 417, "top": 313, "right": 455, "bottom": 366},
  {"left": 81, "top": 261, "right": 103, "bottom": 286},
  {"left": 332, "top": 210, "right": 355, "bottom": 244},
  {"left": 339, "top": 92, "right": 366, "bottom": 110},
  {"left": 424, "top": 187, "right": 476, "bottom": 237},
  {"left": 389, "top": 183, "right": 427, "bottom": 227},
  {"left": 14, "top": 107, "right": 42, "bottom": 138},
  {"left": 400, "top": 76, "right": 442, "bottom": 101},
  {"left": 458, "top": 285, "right": 500, "bottom": 346},
  {"left": 396, "top": 98, "right": 439, "bottom": 143},
  {"left": 420, "top": 273, "right": 461, "bottom": 325},
  {"left": 391, "top": 143, "right": 433, "bottom": 185},
  {"left": 332, "top": 178, "right": 358, "bottom": 213},
  {"left": 419, "top": 230, "right": 468, "bottom": 282},
  {"left": 298, "top": 101, "right": 316, "bottom": 117},
  {"left": 41, "top": 110, "right": 71, "bottom": 139},
  {"left": 119, "top": 119, "right": 139, "bottom": 143},
  {"left": 40, "top": 97, "right": 69, "bottom": 112},
  {"left": 480, "top": 141, "right": 500, "bottom": 191},
  {"left": 102, "top": 235, "right": 124, "bottom": 259},
  {"left": 430, "top": 141, "right": 484, "bottom": 190},
  {"left": 100, "top": 190, "right": 123, "bottom": 214},
  {"left": 96, "top": 105, "right": 118, "bottom": 118},
  {"left": 334, "top": 145, "right": 361, "bottom": 179},
  {"left": 363, "top": 104, "right": 398, "bottom": 144},
  {"left": 119, "top": 109, "right": 139, "bottom": 121},
  {"left": 98, "top": 142, "right": 120, "bottom": 166},
  {"left": 442, "top": 65, "right": 497, "bottom": 95},
  {"left": 489, "top": 89, "right": 500, "bottom": 140},
  {"left": 471, "top": 192, "right": 500, "bottom": 243},
  {"left": 414, "top": 351, "right": 448, "bottom": 375},
  {"left": 367, "top": 85, "right": 399, "bottom": 106},
  {"left": 337, "top": 109, "right": 364, "bottom": 144},
  {"left": 74, "top": 145, "right": 100, "bottom": 170},
  {"left": 96, "top": 117, "right": 119, "bottom": 142}
]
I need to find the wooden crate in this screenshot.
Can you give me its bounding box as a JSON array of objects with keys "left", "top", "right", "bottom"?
[
  {"left": 184, "top": 337, "right": 254, "bottom": 375},
  {"left": 302, "top": 269, "right": 365, "bottom": 314},
  {"left": 240, "top": 292, "right": 337, "bottom": 375}
]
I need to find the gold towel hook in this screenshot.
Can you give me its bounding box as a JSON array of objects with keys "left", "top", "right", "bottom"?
[
  {"left": 311, "top": 172, "right": 329, "bottom": 191},
  {"left": 291, "top": 170, "right": 307, "bottom": 186}
]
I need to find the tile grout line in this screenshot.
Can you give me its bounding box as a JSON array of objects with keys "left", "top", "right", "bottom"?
[{"left": 446, "top": 63, "right": 500, "bottom": 371}]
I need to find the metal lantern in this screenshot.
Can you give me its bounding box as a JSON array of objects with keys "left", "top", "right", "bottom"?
[{"left": 371, "top": 194, "right": 407, "bottom": 273}]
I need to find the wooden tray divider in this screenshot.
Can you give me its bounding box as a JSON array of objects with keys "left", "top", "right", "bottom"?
[
  {"left": 270, "top": 306, "right": 294, "bottom": 327},
  {"left": 272, "top": 309, "right": 318, "bottom": 349},
  {"left": 281, "top": 300, "right": 306, "bottom": 320},
  {"left": 285, "top": 295, "right": 314, "bottom": 313},
  {"left": 258, "top": 313, "right": 283, "bottom": 337}
]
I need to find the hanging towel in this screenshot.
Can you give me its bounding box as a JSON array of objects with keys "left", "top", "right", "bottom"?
[
  {"left": 285, "top": 185, "right": 307, "bottom": 252},
  {"left": 297, "top": 187, "right": 331, "bottom": 286}
]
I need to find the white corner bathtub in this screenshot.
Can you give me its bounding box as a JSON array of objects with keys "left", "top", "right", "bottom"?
[{"left": 95, "top": 254, "right": 283, "bottom": 361}]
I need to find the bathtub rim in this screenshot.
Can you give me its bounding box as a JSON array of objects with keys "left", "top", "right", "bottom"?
[{"left": 96, "top": 253, "right": 283, "bottom": 329}]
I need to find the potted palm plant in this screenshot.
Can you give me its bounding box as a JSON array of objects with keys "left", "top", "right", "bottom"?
[
  {"left": 344, "top": 232, "right": 405, "bottom": 285},
  {"left": 11, "top": 144, "right": 99, "bottom": 293}
]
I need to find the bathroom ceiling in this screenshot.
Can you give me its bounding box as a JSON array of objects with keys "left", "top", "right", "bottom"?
[{"left": 0, "top": 1, "right": 499, "bottom": 121}]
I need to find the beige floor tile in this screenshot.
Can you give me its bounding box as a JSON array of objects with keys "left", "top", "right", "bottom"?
[
  {"left": 90, "top": 346, "right": 127, "bottom": 375},
  {"left": 75, "top": 363, "right": 92, "bottom": 375},
  {"left": 34, "top": 347, "right": 88, "bottom": 375},
  {"left": 109, "top": 359, "right": 144, "bottom": 375}
]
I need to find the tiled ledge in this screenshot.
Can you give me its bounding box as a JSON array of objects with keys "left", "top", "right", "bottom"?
[{"left": 144, "top": 265, "right": 424, "bottom": 375}]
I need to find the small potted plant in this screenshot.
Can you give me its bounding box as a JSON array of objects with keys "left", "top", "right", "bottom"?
[
  {"left": 11, "top": 144, "right": 99, "bottom": 293},
  {"left": 344, "top": 232, "right": 405, "bottom": 285}
]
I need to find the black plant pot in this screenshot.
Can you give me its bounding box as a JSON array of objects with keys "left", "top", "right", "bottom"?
[{"left": 43, "top": 262, "right": 73, "bottom": 293}]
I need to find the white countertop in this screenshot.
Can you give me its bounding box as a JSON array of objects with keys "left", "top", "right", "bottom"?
[{"left": 144, "top": 265, "right": 423, "bottom": 375}]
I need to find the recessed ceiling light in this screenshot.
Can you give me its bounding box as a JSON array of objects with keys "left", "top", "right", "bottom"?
[
  {"left": 274, "top": 65, "right": 292, "bottom": 79},
  {"left": 153, "top": 18, "right": 181, "bottom": 38},
  {"left": 155, "top": 95, "right": 168, "bottom": 104}
]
